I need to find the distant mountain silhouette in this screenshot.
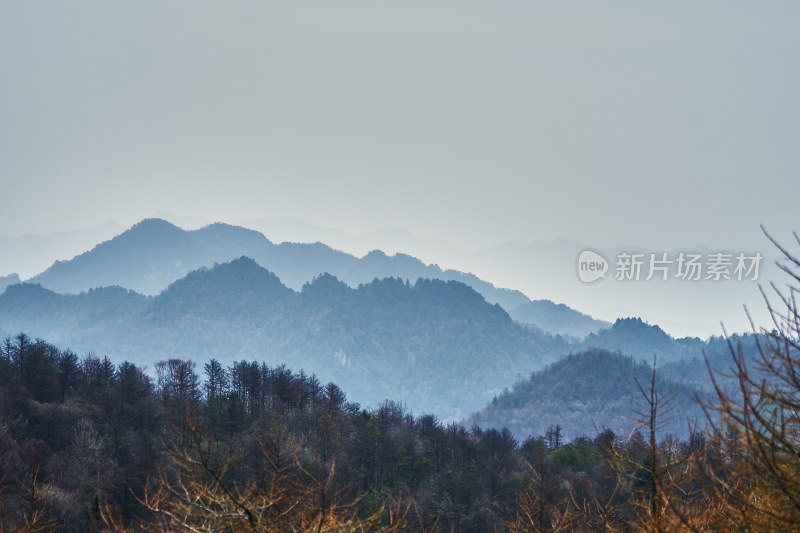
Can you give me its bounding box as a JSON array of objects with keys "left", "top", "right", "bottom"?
[
  {"left": 0, "top": 282, "right": 148, "bottom": 350},
  {"left": 581, "top": 317, "right": 704, "bottom": 361},
  {"left": 0, "top": 273, "right": 20, "bottom": 294},
  {"left": 30, "top": 219, "right": 272, "bottom": 295},
  {"left": 3, "top": 258, "right": 570, "bottom": 420},
  {"left": 27, "top": 218, "right": 607, "bottom": 337},
  {"left": 0, "top": 221, "right": 122, "bottom": 279},
  {"left": 3, "top": 257, "right": 744, "bottom": 422},
  {"left": 511, "top": 299, "right": 609, "bottom": 338}
]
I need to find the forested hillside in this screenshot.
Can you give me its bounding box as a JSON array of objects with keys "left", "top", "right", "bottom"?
[
  {"left": 2, "top": 255, "right": 759, "bottom": 423},
  {"left": 470, "top": 349, "right": 707, "bottom": 440},
  {"left": 2, "top": 331, "right": 797, "bottom": 532},
  {"left": 1, "top": 258, "right": 568, "bottom": 420},
  {"left": 581, "top": 317, "right": 704, "bottom": 361}
]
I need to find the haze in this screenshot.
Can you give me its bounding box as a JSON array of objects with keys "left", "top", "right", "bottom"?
[{"left": 1, "top": 1, "right": 799, "bottom": 337}]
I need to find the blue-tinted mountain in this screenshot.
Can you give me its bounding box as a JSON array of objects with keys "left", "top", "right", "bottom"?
[
  {"left": 471, "top": 322, "right": 765, "bottom": 441},
  {"left": 0, "top": 273, "right": 20, "bottom": 294},
  {"left": 2, "top": 258, "right": 569, "bottom": 420},
  {"left": 0, "top": 283, "right": 148, "bottom": 349},
  {"left": 29, "top": 219, "right": 273, "bottom": 295},
  {"left": 470, "top": 348, "right": 707, "bottom": 441},
  {"left": 149, "top": 257, "right": 294, "bottom": 319},
  {"left": 27, "top": 219, "right": 606, "bottom": 336},
  {"left": 511, "top": 299, "right": 610, "bottom": 338},
  {"left": 579, "top": 317, "right": 705, "bottom": 361}
]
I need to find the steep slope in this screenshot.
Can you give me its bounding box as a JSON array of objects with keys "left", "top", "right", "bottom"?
[
  {"left": 1, "top": 259, "right": 569, "bottom": 420},
  {"left": 511, "top": 299, "right": 610, "bottom": 339}
]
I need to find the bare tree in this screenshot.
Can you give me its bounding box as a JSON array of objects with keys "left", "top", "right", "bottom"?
[
  {"left": 114, "top": 409, "right": 412, "bottom": 532},
  {"left": 697, "top": 228, "right": 800, "bottom": 530}
]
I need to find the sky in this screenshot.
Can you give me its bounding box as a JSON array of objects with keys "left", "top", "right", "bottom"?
[{"left": 1, "top": 1, "right": 799, "bottom": 336}]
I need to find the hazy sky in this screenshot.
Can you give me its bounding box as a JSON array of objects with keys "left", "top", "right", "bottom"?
[{"left": 1, "top": 1, "right": 798, "bottom": 251}]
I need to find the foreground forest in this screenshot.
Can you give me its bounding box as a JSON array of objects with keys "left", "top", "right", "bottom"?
[
  {"left": 0, "top": 230, "right": 797, "bottom": 532},
  {"left": 1, "top": 320, "right": 799, "bottom": 532}
]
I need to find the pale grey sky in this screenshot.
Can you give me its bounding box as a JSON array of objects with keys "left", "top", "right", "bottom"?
[
  {"left": 1, "top": 3, "right": 798, "bottom": 261},
  {"left": 2, "top": 1, "right": 798, "bottom": 250}
]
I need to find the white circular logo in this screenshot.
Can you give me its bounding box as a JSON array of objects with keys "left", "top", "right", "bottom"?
[{"left": 577, "top": 249, "right": 608, "bottom": 283}]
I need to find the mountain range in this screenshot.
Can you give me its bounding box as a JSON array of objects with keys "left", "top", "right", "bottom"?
[
  {"left": 1, "top": 259, "right": 746, "bottom": 425},
  {"left": 24, "top": 218, "right": 609, "bottom": 337},
  {"left": 2, "top": 216, "right": 780, "bottom": 339},
  {"left": 0, "top": 218, "right": 760, "bottom": 431},
  {"left": 1, "top": 257, "right": 569, "bottom": 419}
]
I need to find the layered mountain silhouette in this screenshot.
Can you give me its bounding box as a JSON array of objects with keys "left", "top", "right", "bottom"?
[
  {"left": 29, "top": 219, "right": 273, "bottom": 294},
  {"left": 2, "top": 256, "right": 736, "bottom": 424},
  {"left": 0, "top": 273, "right": 20, "bottom": 294},
  {"left": 510, "top": 299, "right": 610, "bottom": 339},
  {"left": 470, "top": 322, "right": 761, "bottom": 440},
  {"left": 5, "top": 219, "right": 746, "bottom": 430},
  {"left": 26, "top": 218, "right": 609, "bottom": 337},
  {"left": 2, "top": 257, "right": 570, "bottom": 419},
  {"left": 581, "top": 317, "right": 707, "bottom": 361}
]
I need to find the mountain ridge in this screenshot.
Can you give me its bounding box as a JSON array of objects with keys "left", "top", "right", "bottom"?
[
  {"left": 1, "top": 257, "right": 748, "bottom": 424},
  {"left": 27, "top": 218, "right": 609, "bottom": 337},
  {"left": 3, "top": 258, "right": 569, "bottom": 420}
]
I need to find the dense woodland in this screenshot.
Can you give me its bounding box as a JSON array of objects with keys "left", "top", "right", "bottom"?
[
  {"left": 0, "top": 224, "right": 798, "bottom": 531},
  {"left": 1, "top": 320, "right": 799, "bottom": 532},
  {"left": 0, "top": 256, "right": 747, "bottom": 424},
  {"left": 470, "top": 334, "right": 764, "bottom": 441},
  {"left": 470, "top": 349, "right": 706, "bottom": 441}
]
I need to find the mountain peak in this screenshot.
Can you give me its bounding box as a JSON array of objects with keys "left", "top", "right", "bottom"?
[
  {"left": 0, "top": 273, "right": 21, "bottom": 294},
  {"left": 221, "top": 255, "right": 262, "bottom": 270},
  {"left": 127, "top": 217, "right": 182, "bottom": 235},
  {"left": 302, "top": 272, "right": 350, "bottom": 299},
  {"left": 29, "top": 219, "right": 277, "bottom": 295},
  {"left": 611, "top": 317, "right": 669, "bottom": 338},
  {"left": 113, "top": 218, "right": 187, "bottom": 249},
  {"left": 20, "top": 218, "right": 604, "bottom": 339},
  {"left": 152, "top": 257, "right": 292, "bottom": 317},
  {"left": 363, "top": 249, "right": 388, "bottom": 259},
  {"left": 193, "top": 223, "right": 273, "bottom": 246},
  {"left": 190, "top": 256, "right": 284, "bottom": 287}
]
